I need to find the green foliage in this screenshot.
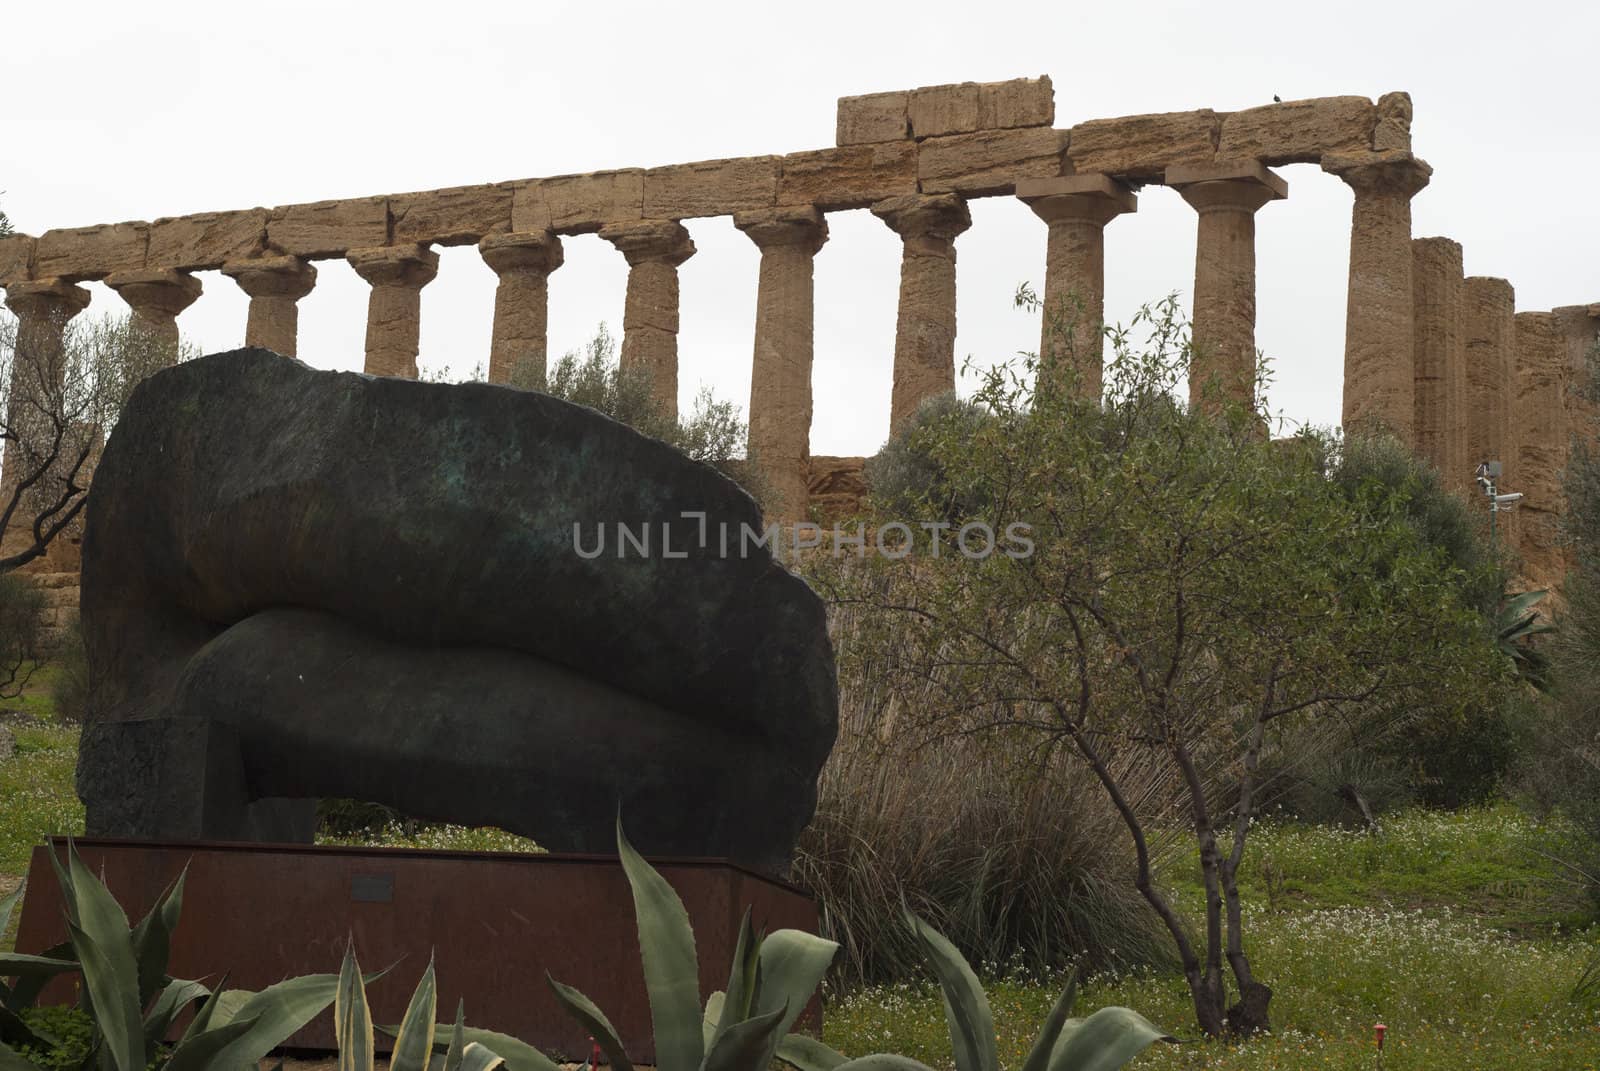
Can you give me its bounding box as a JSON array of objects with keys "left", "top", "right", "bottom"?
[
  {"left": 1495, "top": 589, "right": 1555, "bottom": 691},
  {"left": 0, "top": 719, "right": 82, "bottom": 884},
  {"left": 0, "top": 842, "right": 343, "bottom": 1071},
  {"left": 524, "top": 325, "right": 767, "bottom": 504},
  {"left": 864, "top": 394, "right": 998, "bottom": 524},
  {"left": 0, "top": 201, "right": 12, "bottom": 238},
  {"left": 814, "top": 296, "right": 1504, "bottom": 1037},
  {"left": 0, "top": 573, "right": 44, "bottom": 700}
]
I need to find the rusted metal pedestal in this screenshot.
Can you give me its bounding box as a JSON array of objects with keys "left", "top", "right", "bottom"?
[{"left": 16, "top": 838, "right": 820, "bottom": 1061}]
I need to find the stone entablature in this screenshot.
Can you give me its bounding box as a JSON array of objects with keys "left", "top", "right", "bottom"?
[{"left": 1, "top": 75, "right": 1594, "bottom": 588}]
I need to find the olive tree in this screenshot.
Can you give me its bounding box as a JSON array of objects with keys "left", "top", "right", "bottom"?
[{"left": 812, "top": 297, "right": 1503, "bottom": 1037}]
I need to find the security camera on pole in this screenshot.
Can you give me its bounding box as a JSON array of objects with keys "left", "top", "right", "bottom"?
[{"left": 1474, "top": 460, "right": 1523, "bottom": 545}]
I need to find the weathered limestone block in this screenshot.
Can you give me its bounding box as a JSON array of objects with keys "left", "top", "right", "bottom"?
[
  {"left": 734, "top": 206, "right": 828, "bottom": 523},
  {"left": 347, "top": 245, "right": 438, "bottom": 379},
  {"left": 0, "top": 234, "right": 37, "bottom": 284},
  {"left": 1411, "top": 238, "right": 1468, "bottom": 489},
  {"left": 35, "top": 222, "right": 150, "bottom": 281},
  {"left": 873, "top": 194, "right": 971, "bottom": 434},
  {"left": 76, "top": 348, "right": 837, "bottom": 876},
  {"left": 836, "top": 90, "right": 910, "bottom": 145},
  {"left": 777, "top": 142, "right": 918, "bottom": 210},
  {"left": 390, "top": 183, "right": 514, "bottom": 247},
  {"left": 480, "top": 231, "right": 563, "bottom": 386},
  {"left": 601, "top": 220, "right": 697, "bottom": 416},
  {"left": 808, "top": 455, "right": 868, "bottom": 522},
  {"left": 909, "top": 82, "right": 981, "bottom": 139},
  {"left": 1168, "top": 162, "right": 1287, "bottom": 412},
  {"left": 1514, "top": 312, "right": 1568, "bottom": 585},
  {"left": 1066, "top": 110, "right": 1219, "bottom": 180},
  {"left": 1216, "top": 96, "right": 1374, "bottom": 165},
  {"left": 1373, "top": 92, "right": 1414, "bottom": 153},
  {"left": 1017, "top": 174, "right": 1138, "bottom": 399},
  {"left": 643, "top": 157, "right": 779, "bottom": 219},
  {"left": 917, "top": 126, "right": 1069, "bottom": 197},
  {"left": 146, "top": 209, "right": 268, "bottom": 271},
  {"left": 266, "top": 197, "right": 388, "bottom": 259},
  {"left": 221, "top": 256, "right": 317, "bottom": 358},
  {"left": 1323, "top": 151, "right": 1432, "bottom": 436},
  {"left": 104, "top": 269, "right": 202, "bottom": 356},
  {"left": 512, "top": 170, "right": 645, "bottom": 234},
  {"left": 1464, "top": 277, "right": 1516, "bottom": 471},
  {"left": 978, "top": 76, "right": 1054, "bottom": 130},
  {"left": 1554, "top": 304, "right": 1600, "bottom": 453}
]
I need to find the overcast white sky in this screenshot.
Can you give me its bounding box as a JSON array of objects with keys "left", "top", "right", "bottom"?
[{"left": 4, "top": 0, "right": 1596, "bottom": 456}]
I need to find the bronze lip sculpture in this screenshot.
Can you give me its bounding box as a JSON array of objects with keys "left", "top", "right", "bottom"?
[{"left": 75, "top": 348, "right": 838, "bottom": 878}]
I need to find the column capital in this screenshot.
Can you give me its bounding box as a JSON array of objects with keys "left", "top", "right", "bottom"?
[
  {"left": 479, "top": 230, "right": 564, "bottom": 276},
  {"left": 1016, "top": 174, "right": 1138, "bottom": 226},
  {"left": 871, "top": 194, "right": 972, "bottom": 243},
  {"left": 599, "top": 220, "right": 695, "bottom": 267},
  {"left": 3, "top": 277, "right": 91, "bottom": 321},
  {"left": 221, "top": 256, "right": 317, "bottom": 300},
  {"left": 734, "top": 206, "right": 828, "bottom": 254},
  {"left": 1167, "top": 161, "right": 1288, "bottom": 213},
  {"left": 347, "top": 244, "right": 439, "bottom": 288},
  {"left": 1320, "top": 150, "right": 1432, "bottom": 197},
  {"left": 104, "top": 269, "right": 202, "bottom": 319}
]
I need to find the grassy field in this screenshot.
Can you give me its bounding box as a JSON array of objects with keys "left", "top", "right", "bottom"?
[{"left": 4, "top": 676, "right": 1599, "bottom": 1068}]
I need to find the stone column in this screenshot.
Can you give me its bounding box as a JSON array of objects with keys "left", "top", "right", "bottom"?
[
  {"left": 1167, "top": 162, "right": 1287, "bottom": 413},
  {"left": 104, "top": 269, "right": 202, "bottom": 361},
  {"left": 871, "top": 194, "right": 971, "bottom": 435},
  {"left": 1, "top": 279, "right": 92, "bottom": 563},
  {"left": 1015, "top": 174, "right": 1137, "bottom": 400},
  {"left": 347, "top": 245, "right": 439, "bottom": 379},
  {"left": 1514, "top": 311, "right": 1567, "bottom": 585},
  {"left": 1464, "top": 277, "right": 1518, "bottom": 551},
  {"left": 599, "top": 220, "right": 697, "bottom": 418},
  {"left": 1553, "top": 304, "right": 1600, "bottom": 451},
  {"left": 479, "top": 230, "right": 563, "bottom": 387},
  {"left": 733, "top": 206, "right": 828, "bottom": 523},
  {"left": 1411, "top": 237, "right": 1467, "bottom": 490},
  {"left": 221, "top": 256, "right": 317, "bottom": 358},
  {"left": 1322, "top": 151, "right": 1433, "bottom": 437}
]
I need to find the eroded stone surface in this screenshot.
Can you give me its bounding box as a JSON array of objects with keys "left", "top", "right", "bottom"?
[
  {"left": 35, "top": 223, "right": 149, "bottom": 281},
  {"left": 1464, "top": 277, "right": 1518, "bottom": 547},
  {"left": 1411, "top": 237, "right": 1467, "bottom": 490},
  {"left": 602, "top": 221, "right": 697, "bottom": 416},
  {"left": 390, "top": 183, "right": 514, "bottom": 247},
  {"left": 1324, "top": 152, "right": 1433, "bottom": 436},
  {"left": 778, "top": 143, "right": 918, "bottom": 210},
  {"left": 808, "top": 456, "right": 868, "bottom": 522},
  {"left": 836, "top": 90, "right": 909, "bottom": 145},
  {"left": 1066, "top": 110, "right": 1218, "bottom": 180},
  {"left": 978, "top": 76, "right": 1054, "bottom": 130},
  {"left": 75, "top": 348, "right": 837, "bottom": 876},
  {"left": 480, "top": 231, "right": 563, "bottom": 386},
  {"left": 1373, "top": 92, "right": 1414, "bottom": 152},
  {"left": 1018, "top": 175, "right": 1138, "bottom": 399},
  {"left": 1515, "top": 312, "right": 1568, "bottom": 586},
  {"left": 909, "top": 83, "right": 981, "bottom": 139},
  {"left": 267, "top": 198, "right": 388, "bottom": 259},
  {"left": 643, "top": 157, "right": 778, "bottom": 219},
  {"left": 347, "top": 246, "right": 439, "bottom": 379},
  {"left": 917, "top": 127, "right": 1069, "bottom": 196},
  {"left": 513, "top": 170, "right": 644, "bottom": 234},
  {"left": 735, "top": 207, "right": 828, "bottom": 522},
  {"left": 1216, "top": 97, "right": 1373, "bottom": 165},
  {"left": 873, "top": 194, "right": 971, "bottom": 433},
  {"left": 222, "top": 256, "right": 317, "bottom": 358},
  {"left": 147, "top": 209, "right": 268, "bottom": 271},
  {"left": 104, "top": 270, "right": 202, "bottom": 357},
  {"left": 0, "top": 235, "right": 35, "bottom": 284}
]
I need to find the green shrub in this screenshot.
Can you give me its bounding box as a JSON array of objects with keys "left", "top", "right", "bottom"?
[
  {"left": 0, "top": 571, "right": 44, "bottom": 700},
  {"left": 863, "top": 393, "right": 998, "bottom": 524}
]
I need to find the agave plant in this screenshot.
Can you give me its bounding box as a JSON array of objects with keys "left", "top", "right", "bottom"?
[
  {"left": 0, "top": 840, "right": 352, "bottom": 1071},
  {"left": 1496, "top": 589, "right": 1555, "bottom": 691},
  {"left": 767, "top": 910, "right": 1173, "bottom": 1071}
]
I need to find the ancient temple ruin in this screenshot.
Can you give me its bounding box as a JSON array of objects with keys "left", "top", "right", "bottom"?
[{"left": 2, "top": 76, "right": 1595, "bottom": 604}]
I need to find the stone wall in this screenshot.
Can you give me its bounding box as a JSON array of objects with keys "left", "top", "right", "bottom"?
[{"left": 0, "top": 75, "right": 1592, "bottom": 590}]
